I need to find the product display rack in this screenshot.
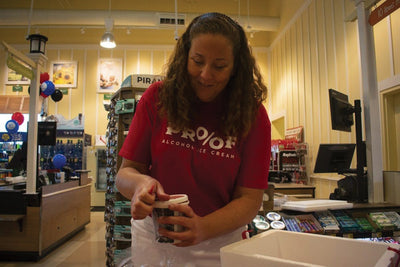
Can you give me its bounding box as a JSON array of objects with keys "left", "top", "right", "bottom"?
[
  {"left": 104, "top": 86, "right": 142, "bottom": 266},
  {"left": 270, "top": 142, "right": 309, "bottom": 184},
  {"left": 104, "top": 97, "right": 118, "bottom": 267},
  {"left": 39, "top": 132, "right": 88, "bottom": 175},
  {"left": 252, "top": 205, "right": 400, "bottom": 241},
  {"left": 104, "top": 75, "right": 163, "bottom": 266}
]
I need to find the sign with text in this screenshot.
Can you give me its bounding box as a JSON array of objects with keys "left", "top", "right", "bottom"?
[
  {"left": 131, "top": 74, "right": 164, "bottom": 88},
  {"left": 12, "top": 85, "right": 23, "bottom": 92},
  {"left": 0, "top": 132, "right": 27, "bottom": 142},
  {"left": 369, "top": 0, "right": 400, "bottom": 26},
  {"left": 121, "top": 74, "right": 164, "bottom": 89},
  {"left": 285, "top": 126, "right": 304, "bottom": 143}
]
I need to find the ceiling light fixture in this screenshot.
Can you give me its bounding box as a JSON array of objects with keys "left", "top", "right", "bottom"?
[
  {"left": 100, "top": 0, "right": 116, "bottom": 49},
  {"left": 100, "top": 18, "right": 116, "bottom": 48}
]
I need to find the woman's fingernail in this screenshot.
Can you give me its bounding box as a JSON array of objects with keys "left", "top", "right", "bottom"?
[{"left": 148, "top": 184, "right": 155, "bottom": 194}]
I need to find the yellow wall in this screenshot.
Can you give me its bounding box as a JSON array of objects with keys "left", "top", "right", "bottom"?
[
  {"left": 374, "top": 3, "right": 400, "bottom": 171},
  {"left": 270, "top": 0, "right": 359, "bottom": 173},
  {"left": 382, "top": 89, "right": 400, "bottom": 171},
  {"left": 1, "top": 0, "right": 399, "bottom": 200},
  {"left": 0, "top": 43, "right": 269, "bottom": 205},
  {"left": 270, "top": 0, "right": 400, "bottom": 177},
  {"left": 271, "top": 116, "right": 285, "bottom": 140},
  {"left": 0, "top": 45, "right": 269, "bottom": 138}
]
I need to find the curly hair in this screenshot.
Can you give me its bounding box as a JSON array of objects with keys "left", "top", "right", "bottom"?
[{"left": 159, "top": 12, "right": 267, "bottom": 138}]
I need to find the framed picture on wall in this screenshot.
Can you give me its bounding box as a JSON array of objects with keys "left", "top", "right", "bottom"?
[
  {"left": 49, "top": 61, "right": 78, "bottom": 88},
  {"left": 5, "top": 66, "right": 31, "bottom": 85},
  {"left": 97, "top": 58, "right": 122, "bottom": 93}
]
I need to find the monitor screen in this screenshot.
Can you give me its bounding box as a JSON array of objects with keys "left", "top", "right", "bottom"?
[
  {"left": 329, "top": 89, "right": 354, "bottom": 132},
  {"left": 314, "top": 144, "right": 356, "bottom": 173},
  {"left": 38, "top": 121, "right": 57, "bottom": 146},
  {"left": 27, "top": 121, "right": 57, "bottom": 146}
]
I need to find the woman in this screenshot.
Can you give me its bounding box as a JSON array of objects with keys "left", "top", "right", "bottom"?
[{"left": 116, "top": 12, "right": 271, "bottom": 266}]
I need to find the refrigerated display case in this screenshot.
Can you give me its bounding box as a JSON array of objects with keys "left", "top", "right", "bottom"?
[{"left": 96, "top": 148, "right": 107, "bottom": 191}]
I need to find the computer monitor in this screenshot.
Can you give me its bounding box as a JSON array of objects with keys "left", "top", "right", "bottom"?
[
  {"left": 314, "top": 144, "right": 356, "bottom": 174},
  {"left": 27, "top": 121, "right": 57, "bottom": 146},
  {"left": 38, "top": 121, "right": 57, "bottom": 146},
  {"left": 329, "top": 89, "right": 354, "bottom": 132}
]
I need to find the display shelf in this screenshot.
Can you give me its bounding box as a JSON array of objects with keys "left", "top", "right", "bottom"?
[
  {"left": 39, "top": 131, "right": 90, "bottom": 175},
  {"left": 252, "top": 204, "right": 400, "bottom": 241},
  {"left": 104, "top": 86, "right": 138, "bottom": 267},
  {"left": 270, "top": 182, "right": 315, "bottom": 198},
  {"left": 104, "top": 76, "right": 163, "bottom": 266},
  {"left": 269, "top": 141, "right": 309, "bottom": 184}
]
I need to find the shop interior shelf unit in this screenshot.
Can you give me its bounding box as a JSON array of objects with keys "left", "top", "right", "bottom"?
[
  {"left": 104, "top": 86, "right": 142, "bottom": 267},
  {"left": 39, "top": 129, "right": 90, "bottom": 176},
  {"left": 270, "top": 142, "right": 309, "bottom": 185}
]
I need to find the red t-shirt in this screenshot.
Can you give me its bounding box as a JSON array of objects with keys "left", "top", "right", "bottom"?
[{"left": 119, "top": 81, "right": 271, "bottom": 217}]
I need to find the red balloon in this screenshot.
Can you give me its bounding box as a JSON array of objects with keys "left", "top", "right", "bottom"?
[
  {"left": 11, "top": 112, "right": 24, "bottom": 125},
  {"left": 40, "top": 91, "right": 49, "bottom": 98},
  {"left": 40, "top": 72, "right": 50, "bottom": 84}
]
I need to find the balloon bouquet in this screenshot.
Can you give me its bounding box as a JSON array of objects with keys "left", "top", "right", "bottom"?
[
  {"left": 5, "top": 112, "right": 24, "bottom": 134},
  {"left": 39, "top": 72, "right": 64, "bottom": 102},
  {"left": 6, "top": 72, "right": 67, "bottom": 171},
  {"left": 38, "top": 73, "right": 66, "bottom": 170}
]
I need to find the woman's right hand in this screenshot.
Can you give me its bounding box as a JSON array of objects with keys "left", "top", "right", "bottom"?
[
  {"left": 130, "top": 179, "right": 170, "bottom": 220},
  {"left": 116, "top": 158, "right": 170, "bottom": 220}
]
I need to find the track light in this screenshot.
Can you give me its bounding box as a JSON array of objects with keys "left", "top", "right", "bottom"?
[{"left": 100, "top": 18, "right": 116, "bottom": 49}]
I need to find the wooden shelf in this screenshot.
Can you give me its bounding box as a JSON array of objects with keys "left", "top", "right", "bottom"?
[{"left": 271, "top": 182, "right": 316, "bottom": 198}]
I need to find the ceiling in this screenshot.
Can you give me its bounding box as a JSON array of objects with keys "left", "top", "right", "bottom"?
[
  {"left": 0, "top": 96, "right": 30, "bottom": 114},
  {"left": 0, "top": 0, "right": 306, "bottom": 47}
]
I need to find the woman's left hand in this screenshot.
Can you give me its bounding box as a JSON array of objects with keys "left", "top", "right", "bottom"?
[{"left": 157, "top": 204, "right": 206, "bottom": 247}]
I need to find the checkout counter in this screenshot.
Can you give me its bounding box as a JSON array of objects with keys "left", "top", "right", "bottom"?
[
  {"left": 0, "top": 42, "right": 92, "bottom": 261},
  {"left": 0, "top": 173, "right": 91, "bottom": 261}
]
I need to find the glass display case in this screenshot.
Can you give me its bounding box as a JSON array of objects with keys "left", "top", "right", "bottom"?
[{"left": 96, "top": 148, "right": 107, "bottom": 191}]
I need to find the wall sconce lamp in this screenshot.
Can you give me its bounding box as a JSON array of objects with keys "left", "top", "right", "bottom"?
[
  {"left": 26, "top": 34, "right": 48, "bottom": 54},
  {"left": 100, "top": 18, "right": 116, "bottom": 49}
]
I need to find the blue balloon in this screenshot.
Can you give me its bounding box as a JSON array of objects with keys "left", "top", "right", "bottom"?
[
  {"left": 52, "top": 154, "right": 67, "bottom": 169},
  {"left": 5, "top": 119, "right": 19, "bottom": 133},
  {"left": 40, "top": 80, "right": 56, "bottom": 96}
]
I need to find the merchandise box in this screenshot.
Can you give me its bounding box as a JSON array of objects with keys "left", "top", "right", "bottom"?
[
  {"left": 220, "top": 230, "right": 400, "bottom": 267},
  {"left": 285, "top": 126, "right": 304, "bottom": 143},
  {"left": 282, "top": 214, "right": 324, "bottom": 234},
  {"left": 313, "top": 210, "right": 341, "bottom": 234}
]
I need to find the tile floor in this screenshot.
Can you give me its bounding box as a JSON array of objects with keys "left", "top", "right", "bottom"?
[{"left": 0, "top": 211, "right": 109, "bottom": 267}]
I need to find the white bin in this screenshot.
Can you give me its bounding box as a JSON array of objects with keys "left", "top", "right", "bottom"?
[{"left": 220, "top": 230, "right": 400, "bottom": 267}]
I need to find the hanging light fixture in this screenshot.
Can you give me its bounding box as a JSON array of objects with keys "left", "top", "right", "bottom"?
[
  {"left": 100, "top": 18, "right": 116, "bottom": 48},
  {"left": 25, "top": 0, "right": 48, "bottom": 54},
  {"left": 27, "top": 34, "right": 48, "bottom": 54},
  {"left": 100, "top": 0, "right": 116, "bottom": 49}
]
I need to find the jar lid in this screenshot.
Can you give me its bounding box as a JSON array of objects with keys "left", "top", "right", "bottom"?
[
  {"left": 253, "top": 215, "right": 265, "bottom": 223},
  {"left": 154, "top": 194, "right": 189, "bottom": 208},
  {"left": 255, "top": 221, "right": 270, "bottom": 231},
  {"left": 271, "top": 220, "right": 286, "bottom": 230},
  {"left": 266, "top": 212, "right": 281, "bottom": 221}
]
